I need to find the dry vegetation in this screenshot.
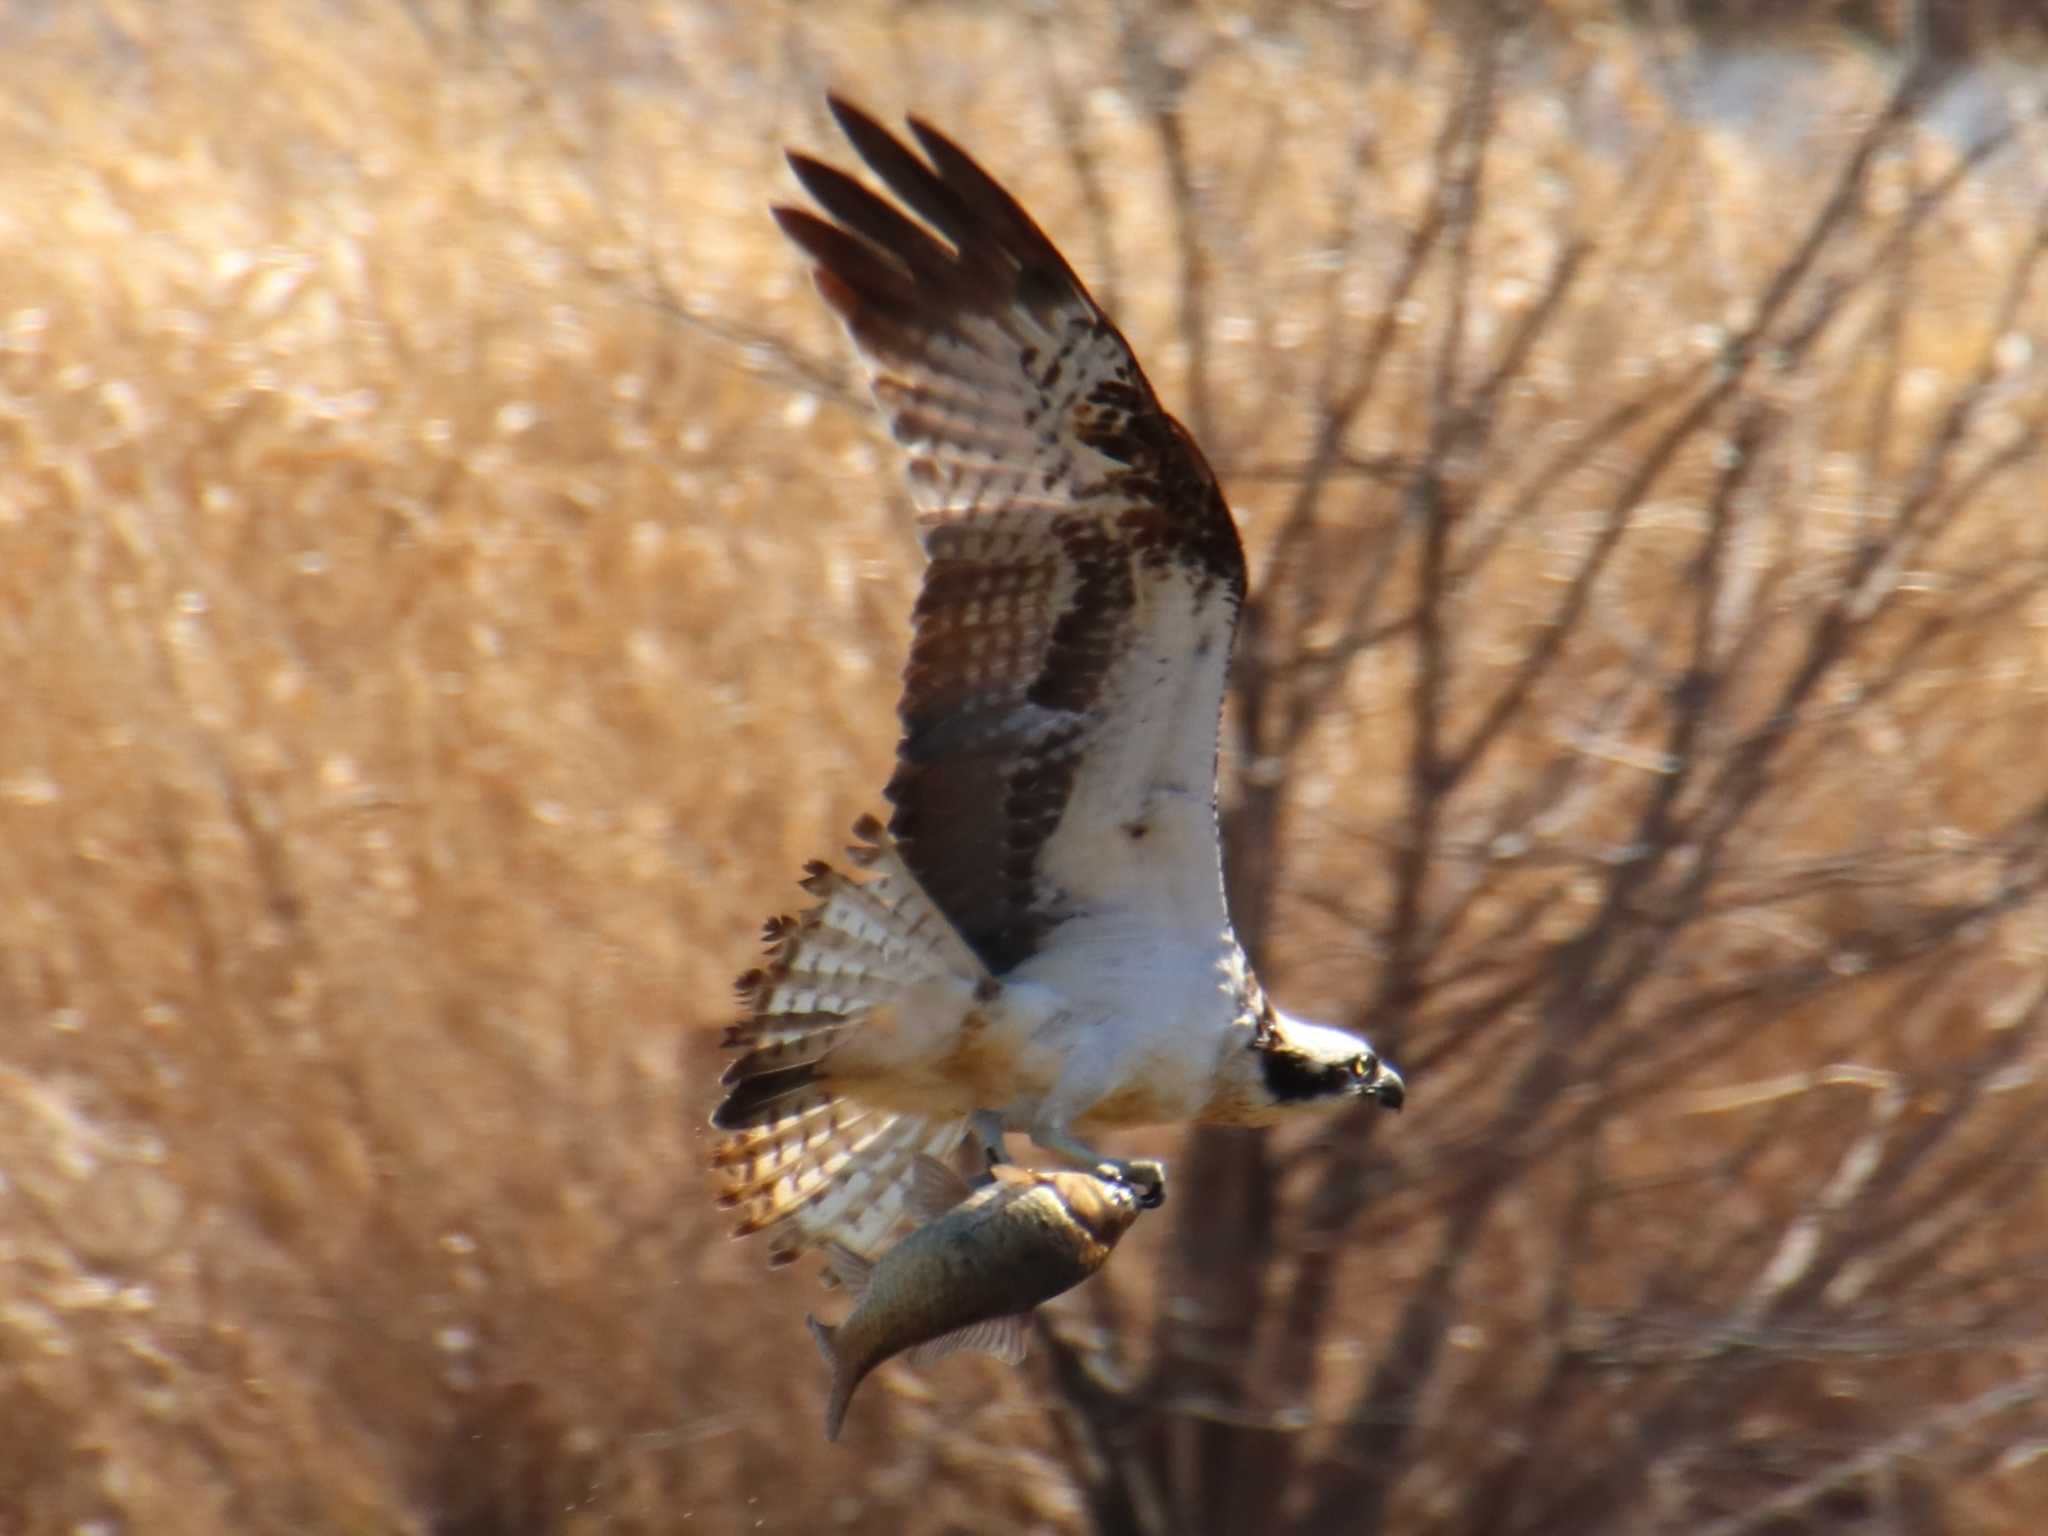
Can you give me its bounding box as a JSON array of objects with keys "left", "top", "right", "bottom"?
[{"left": 2, "top": 1, "right": 2046, "bottom": 1532}]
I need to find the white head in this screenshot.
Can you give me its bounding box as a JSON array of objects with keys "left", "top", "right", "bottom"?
[{"left": 1203, "top": 1009, "right": 1405, "bottom": 1127}]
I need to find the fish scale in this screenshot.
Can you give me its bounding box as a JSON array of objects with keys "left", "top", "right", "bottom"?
[{"left": 805, "top": 1157, "right": 1150, "bottom": 1440}]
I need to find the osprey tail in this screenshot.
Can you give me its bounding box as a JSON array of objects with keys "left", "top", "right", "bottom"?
[{"left": 710, "top": 816, "right": 979, "bottom": 1266}]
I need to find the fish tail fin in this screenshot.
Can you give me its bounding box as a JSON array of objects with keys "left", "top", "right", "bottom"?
[
  {"left": 806, "top": 1314, "right": 854, "bottom": 1443},
  {"left": 711, "top": 817, "right": 981, "bottom": 1266}
]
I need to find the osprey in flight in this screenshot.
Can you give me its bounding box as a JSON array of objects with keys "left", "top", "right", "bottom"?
[{"left": 712, "top": 97, "right": 1404, "bottom": 1265}]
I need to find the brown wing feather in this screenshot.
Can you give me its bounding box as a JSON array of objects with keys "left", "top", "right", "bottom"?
[{"left": 779, "top": 97, "right": 1246, "bottom": 975}]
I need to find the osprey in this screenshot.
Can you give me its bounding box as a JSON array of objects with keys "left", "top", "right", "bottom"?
[{"left": 712, "top": 97, "right": 1404, "bottom": 1266}]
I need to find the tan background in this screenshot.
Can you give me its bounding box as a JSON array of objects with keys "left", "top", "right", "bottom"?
[{"left": 2, "top": 2, "right": 2046, "bottom": 1531}]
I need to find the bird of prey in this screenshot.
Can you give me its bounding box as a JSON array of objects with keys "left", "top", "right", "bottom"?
[{"left": 711, "top": 96, "right": 1404, "bottom": 1267}]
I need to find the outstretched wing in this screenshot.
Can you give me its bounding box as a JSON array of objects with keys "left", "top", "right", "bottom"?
[{"left": 775, "top": 97, "right": 1247, "bottom": 976}]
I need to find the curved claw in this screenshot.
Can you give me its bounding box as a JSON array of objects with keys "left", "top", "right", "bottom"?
[
  {"left": 1095, "top": 1157, "right": 1167, "bottom": 1209},
  {"left": 969, "top": 1109, "right": 1011, "bottom": 1173}
]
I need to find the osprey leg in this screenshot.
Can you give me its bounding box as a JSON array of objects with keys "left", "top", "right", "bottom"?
[{"left": 969, "top": 1109, "right": 1010, "bottom": 1173}]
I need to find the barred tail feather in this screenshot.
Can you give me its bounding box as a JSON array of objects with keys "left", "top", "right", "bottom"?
[
  {"left": 716, "top": 1089, "right": 969, "bottom": 1267},
  {"left": 712, "top": 816, "right": 982, "bottom": 1266}
]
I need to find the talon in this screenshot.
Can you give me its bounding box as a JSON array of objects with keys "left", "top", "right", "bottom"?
[
  {"left": 1100, "top": 1157, "right": 1166, "bottom": 1210},
  {"left": 1133, "top": 1159, "right": 1166, "bottom": 1209},
  {"left": 969, "top": 1109, "right": 1010, "bottom": 1175}
]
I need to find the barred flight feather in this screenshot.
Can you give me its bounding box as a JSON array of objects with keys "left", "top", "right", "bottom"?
[
  {"left": 773, "top": 98, "right": 1245, "bottom": 978},
  {"left": 712, "top": 817, "right": 981, "bottom": 1264}
]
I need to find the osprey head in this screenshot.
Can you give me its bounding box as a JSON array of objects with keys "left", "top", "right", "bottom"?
[
  {"left": 1258, "top": 1013, "right": 1405, "bottom": 1110},
  {"left": 1207, "top": 1010, "right": 1404, "bottom": 1125}
]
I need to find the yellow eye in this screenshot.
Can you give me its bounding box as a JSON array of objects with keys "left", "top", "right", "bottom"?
[{"left": 1351, "top": 1053, "right": 1376, "bottom": 1080}]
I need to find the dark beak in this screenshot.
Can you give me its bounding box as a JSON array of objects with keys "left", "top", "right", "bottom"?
[{"left": 1371, "top": 1064, "right": 1405, "bottom": 1112}]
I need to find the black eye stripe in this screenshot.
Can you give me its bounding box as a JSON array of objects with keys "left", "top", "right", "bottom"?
[{"left": 1259, "top": 1049, "right": 1352, "bottom": 1102}]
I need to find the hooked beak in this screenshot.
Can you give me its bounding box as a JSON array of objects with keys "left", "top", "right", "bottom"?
[{"left": 1369, "top": 1061, "right": 1405, "bottom": 1112}]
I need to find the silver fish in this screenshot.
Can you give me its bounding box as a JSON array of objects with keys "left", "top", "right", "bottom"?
[{"left": 806, "top": 1154, "right": 1157, "bottom": 1441}]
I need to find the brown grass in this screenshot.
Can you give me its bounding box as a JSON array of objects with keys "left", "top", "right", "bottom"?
[{"left": 2, "top": 2, "right": 2045, "bottom": 1532}]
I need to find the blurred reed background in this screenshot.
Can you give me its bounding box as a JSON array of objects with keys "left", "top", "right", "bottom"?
[{"left": 1, "top": 2, "right": 2045, "bottom": 1531}]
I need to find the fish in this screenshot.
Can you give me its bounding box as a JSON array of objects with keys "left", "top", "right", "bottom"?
[{"left": 805, "top": 1153, "right": 1159, "bottom": 1441}]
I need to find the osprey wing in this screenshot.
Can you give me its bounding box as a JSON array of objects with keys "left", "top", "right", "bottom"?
[{"left": 776, "top": 98, "right": 1247, "bottom": 975}]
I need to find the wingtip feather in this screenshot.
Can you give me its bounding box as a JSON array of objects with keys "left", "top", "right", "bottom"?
[{"left": 823, "top": 91, "right": 878, "bottom": 142}]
